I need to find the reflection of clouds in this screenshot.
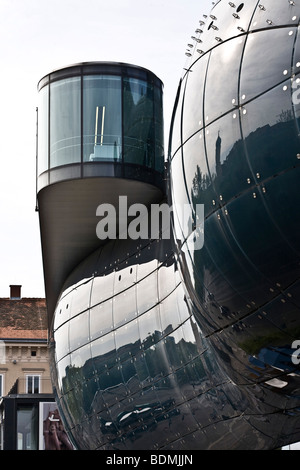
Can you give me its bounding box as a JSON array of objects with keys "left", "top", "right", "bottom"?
[{"left": 240, "top": 28, "right": 296, "bottom": 101}]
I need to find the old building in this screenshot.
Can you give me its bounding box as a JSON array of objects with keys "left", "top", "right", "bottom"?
[{"left": 0, "top": 285, "right": 71, "bottom": 450}]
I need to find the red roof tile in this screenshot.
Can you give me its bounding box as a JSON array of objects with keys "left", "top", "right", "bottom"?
[{"left": 0, "top": 298, "right": 48, "bottom": 340}]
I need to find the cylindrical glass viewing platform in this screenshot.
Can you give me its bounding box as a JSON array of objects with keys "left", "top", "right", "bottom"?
[{"left": 37, "top": 62, "right": 164, "bottom": 192}]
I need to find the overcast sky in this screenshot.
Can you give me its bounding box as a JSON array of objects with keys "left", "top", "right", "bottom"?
[{"left": 0, "top": 0, "right": 213, "bottom": 298}]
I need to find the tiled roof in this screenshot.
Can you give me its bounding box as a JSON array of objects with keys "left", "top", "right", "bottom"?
[{"left": 0, "top": 298, "right": 48, "bottom": 340}]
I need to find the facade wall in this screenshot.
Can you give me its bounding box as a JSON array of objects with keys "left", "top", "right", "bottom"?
[{"left": 0, "top": 342, "right": 52, "bottom": 396}]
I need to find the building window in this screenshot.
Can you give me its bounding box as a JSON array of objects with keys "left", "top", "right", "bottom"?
[
  {"left": 50, "top": 77, "right": 81, "bottom": 168},
  {"left": 26, "top": 375, "right": 41, "bottom": 394},
  {"left": 17, "top": 405, "right": 38, "bottom": 450},
  {"left": 83, "top": 75, "right": 122, "bottom": 162}
]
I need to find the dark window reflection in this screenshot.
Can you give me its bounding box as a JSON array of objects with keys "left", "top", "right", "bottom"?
[{"left": 123, "top": 78, "right": 155, "bottom": 168}]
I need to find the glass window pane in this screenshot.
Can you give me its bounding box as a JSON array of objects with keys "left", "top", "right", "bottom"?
[
  {"left": 240, "top": 28, "right": 296, "bottom": 102},
  {"left": 69, "top": 280, "right": 92, "bottom": 318},
  {"left": 202, "top": 113, "right": 246, "bottom": 205},
  {"left": 38, "top": 85, "right": 49, "bottom": 174},
  {"left": 90, "top": 272, "right": 115, "bottom": 306},
  {"left": 251, "top": 0, "right": 299, "bottom": 29},
  {"left": 90, "top": 301, "right": 113, "bottom": 340},
  {"left": 17, "top": 406, "right": 38, "bottom": 450},
  {"left": 54, "top": 323, "right": 69, "bottom": 361},
  {"left": 169, "top": 151, "right": 192, "bottom": 240},
  {"left": 50, "top": 77, "right": 81, "bottom": 167},
  {"left": 181, "top": 130, "right": 215, "bottom": 220},
  {"left": 136, "top": 271, "right": 158, "bottom": 315},
  {"left": 242, "top": 80, "right": 300, "bottom": 177},
  {"left": 157, "top": 260, "right": 177, "bottom": 300},
  {"left": 154, "top": 85, "right": 164, "bottom": 172},
  {"left": 69, "top": 311, "right": 89, "bottom": 352},
  {"left": 115, "top": 319, "right": 140, "bottom": 363},
  {"left": 26, "top": 375, "right": 40, "bottom": 394},
  {"left": 123, "top": 78, "right": 154, "bottom": 168},
  {"left": 182, "top": 54, "right": 209, "bottom": 141},
  {"left": 159, "top": 292, "right": 181, "bottom": 335},
  {"left": 138, "top": 306, "right": 161, "bottom": 345},
  {"left": 204, "top": 36, "right": 246, "bottom": 124},
  {"left": 83, "top": 76, "right": 122, "bottom": 162},
  {"left": 91, "top": 332, "right": 116, "bottom": 375},
  {"left": 113, "top": 287, "right": 137, "bottom": 328}
]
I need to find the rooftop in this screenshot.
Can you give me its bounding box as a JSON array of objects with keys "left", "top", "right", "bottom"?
[{"left": 0, "top": 286, "right": 47, "bottom": 340}]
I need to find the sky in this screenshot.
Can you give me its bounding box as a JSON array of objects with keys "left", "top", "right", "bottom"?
[{"left": 0, "top": 0, "right": 213, "bottom": 298}]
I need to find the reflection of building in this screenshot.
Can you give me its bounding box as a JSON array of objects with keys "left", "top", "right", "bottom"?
[{"left": 37, "top": 2, "right": 300, "bottom": 451}]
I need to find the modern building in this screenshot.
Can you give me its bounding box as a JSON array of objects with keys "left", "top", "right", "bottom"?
[{"left": 36, "top": 1, "right": 300, "bottom": 450}]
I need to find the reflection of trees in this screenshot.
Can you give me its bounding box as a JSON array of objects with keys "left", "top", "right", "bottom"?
[
  {"left": 191, "top": 116, "right": 298, "bottom": 214},
  {"left": 186, "top": 115, "right": 300, "bottom": 362},
  {"left": 61, "top": 325, "right": 206, "bottom": 420}
]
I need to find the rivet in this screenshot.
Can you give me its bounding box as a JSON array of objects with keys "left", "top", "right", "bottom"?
[
  {"left": 247, "top": 178, "right": 251, "bottom": 184},
  {"left": 297, "top": 154, "right": 300, "bottom": 159},
  {"left": 289, "top": 31, "right": 294, "bottom": 36},
  {"left": 253, "top": 192, "right": 257, "bottom": 198},
  {"left": 256, "top": 172, "right": 260, "bottom": 178}
]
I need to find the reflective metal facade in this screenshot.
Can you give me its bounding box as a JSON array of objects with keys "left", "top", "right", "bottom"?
[{"left": 38, "top": 1, "right": 300, "bottom": 450}]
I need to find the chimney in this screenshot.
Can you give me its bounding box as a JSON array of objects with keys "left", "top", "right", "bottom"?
[{"left": 10, "top": 285, "right": 22, "bottom": 300}]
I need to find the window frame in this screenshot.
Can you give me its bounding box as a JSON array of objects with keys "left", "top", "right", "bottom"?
[{"left": 25, "top": 374, "right": 41, "bottom": 394}]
